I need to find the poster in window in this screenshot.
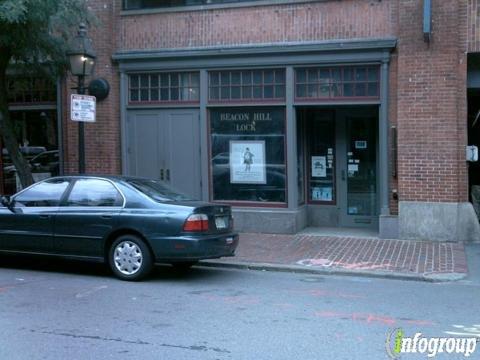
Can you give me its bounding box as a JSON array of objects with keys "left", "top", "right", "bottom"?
[
  {"left": 311, "top": 156, "right": 327, "bottom": 177},
  {"left": 312, "top": 187, "right": 333, "bottom": 201},
  {"left": 230, "top": 140, "right": 266, "bottom": 184}
]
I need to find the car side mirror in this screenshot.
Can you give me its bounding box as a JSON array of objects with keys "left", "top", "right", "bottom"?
[{"left": 1, "top": 195, "right": 15, "bottom": 213}]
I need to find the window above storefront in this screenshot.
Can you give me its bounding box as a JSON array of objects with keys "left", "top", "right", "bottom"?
[
  {"left": 7, "top": 77, "right": 56, "bottom": 105},
  {"left": 208, "top": 69, "right": 285, "bottom": 103},
  {"left": 128, "top": 72, "right": 200, "bottom": 104},
  {"left": 295, "top": 66, "right": 380, "bottom": 101}
]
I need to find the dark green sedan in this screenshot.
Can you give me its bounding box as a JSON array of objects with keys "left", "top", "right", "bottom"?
[{"left": 0, "top": 176, "right": 238, "bottom": 281}]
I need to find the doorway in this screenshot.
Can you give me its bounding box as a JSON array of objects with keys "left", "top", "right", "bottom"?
[
  {"left": 298, "top": 106, "right": 379, "bottom": 229},
  {"left": 125, "top": 109, "right": 202, "bottom": 199}
]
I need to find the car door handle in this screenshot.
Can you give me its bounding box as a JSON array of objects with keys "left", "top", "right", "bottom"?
[
  {"left": 101, "top": 215, "right": 112, "bottom": 219},
  {"left": 39, "top": 214, "right": 50, "bottom": 219}
]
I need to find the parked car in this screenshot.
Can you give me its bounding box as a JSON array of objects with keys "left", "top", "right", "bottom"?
[
  {"left": 0, "top": 175, "right": 238, "bottom": 281},
  {"left": 3, "top": 150, "right": 59, "bottom": 177}
]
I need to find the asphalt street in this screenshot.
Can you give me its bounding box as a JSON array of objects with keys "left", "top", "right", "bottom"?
[{"left": 0, "top": 250, "right": 479, "bottom": 360}]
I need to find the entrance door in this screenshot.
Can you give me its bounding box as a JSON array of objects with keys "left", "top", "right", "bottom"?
[
  {"left": 336, "top": 109, "right": 378, "bottom": 228},
  {"left": 126, "top": 109, "right": 201, "bottom": 199}
]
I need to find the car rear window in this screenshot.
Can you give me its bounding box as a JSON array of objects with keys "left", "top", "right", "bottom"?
[{"left": 127, "top": 179, "right": 193, "bottom": 202}]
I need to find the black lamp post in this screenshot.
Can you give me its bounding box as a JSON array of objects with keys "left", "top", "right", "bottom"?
[{"left": 67, "top": 23, "right": 96, "bottom": 174}]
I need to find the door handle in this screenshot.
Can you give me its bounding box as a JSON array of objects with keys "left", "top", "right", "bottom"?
[
  {"left": 166, "top": 169, "right": 170, "bottom": 181},
  {"left": 160, "top": 168, "right": 164, "bottom": 181}
]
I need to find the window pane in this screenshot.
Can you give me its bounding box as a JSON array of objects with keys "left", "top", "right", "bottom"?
[
  {"left": 170, "top": 74, "right": 179, "bottom": 87},
  {"left": 319, "top": 69, "right": 330, "bottom": 80},
  {"left": 140, "top": 89, "right": 149, "bottom": 101},
  {"left": 231, "top": 86, "right": 241, "bottom": 99},
  {"left": 253, "top": 86, "right": 262, "bottom": 98},
  {"left": 210, "top": 87, "right": 219, "bottom": 100},
  {"left": 307, "top": 84, "right": 318, "bottom": 98},
  {"left": 160, "top": 88, "right": 169, "bottom": 100},
  {"left": 368, "top": 68, "right": 379, "bottom": 81},
  {"left": 296, "top": 69, "right": 306, "bottom": 83},
  {"left": 221, "top": 86, "right": 230, "bottom": 99},
  {"left": 191, "top": 73, "right": 200, "bottom": 86},
  {"left": 264, "top": 70, "right": 274, "bottom": 84},
  {"left": 130, "top": 75, "right": 139, "bottom": 88},
  {"left": 275, "top": 70, "right": 285, "bottom": 84},
  {"left": 15, "top": 179, "right": 69, "bottom": 207},
  {"left": 242, "top": 86, "right": 252, "bottom": 99},
  {"left": 220, "top": 72, "right": 230, "bottom": 85},
  {"left": 242, "top": 71, "right": 252, "bottom": 85},
  {"left": 253, "top": 71, "right": 262, "bottom": 85},
  {"left": 150, "top": 89, "right": 159, "bottom": 101},
  {"left": 140, "top": 75, "right": 149, "bottom": 87},
  {"left": 170, "top": 88, "right": 179, "bottom": 100},
  {"left": 355, "top": 68, "right": 367, "bottom": 81},
  {"left": 355, "top": 83, "right": 366, "bottom": 96},
  {"left": 264, "top": 85, "right": 274, "bottom": 98},
  {"left": 296, "top": 84, "right": 306, "bottom": 98},
  {"left": 130, "top": 89, "right": 139, "bottom": 101},
  {"left": 344, "top": 83, "right": 354, "bottom": 96},
  {"left": 231, "top": 72, "right": 241, "bottom": 85},
  {"left": 368, "top": 83, "right": 379, "bottom": 96},
  {"left": 343, "top": 68, "right": 353, "bottom": 81},
  {"left": 210, "top": 107, "right": 286, "bottom": 203},
  {"left": 150, "top": 75, "right": 159, "bottom": 87},
  {"left": 160, "top": 73, "right": 169, "bottom": 86},
  {"left": 308, "top": 69, "right": 318, "bottom": 82},
  {"left": 275, "top": 85, "right": 285, "bottom": 98},
  {"left": 66, "top": 179, "right": 122, "bottom": 207}
]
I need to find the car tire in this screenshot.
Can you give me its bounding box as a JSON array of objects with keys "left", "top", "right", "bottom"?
[
  {"left": 171, "top": 261, "right": 198, "bottom": 271},
  {"left": 109, "top": 235, "right": 153, "bottom": 281}
]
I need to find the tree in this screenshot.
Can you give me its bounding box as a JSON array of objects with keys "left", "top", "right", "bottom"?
[{"left": 0, "top": 0, "right": 94, "bottom": 189}]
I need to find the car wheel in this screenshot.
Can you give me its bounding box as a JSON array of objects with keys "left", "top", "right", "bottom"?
[
  {"left": 109, "top": 235, "right": 153, "bottom": 281},
  {"left": 171, "top": 261, "right": 198, "bottom": 271}
]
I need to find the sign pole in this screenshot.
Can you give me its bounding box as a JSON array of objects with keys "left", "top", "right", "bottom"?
[{"left": 78, "top": 75, "right": 85, "bottom": 174}]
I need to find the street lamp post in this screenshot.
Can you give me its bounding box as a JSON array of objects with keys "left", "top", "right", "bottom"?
[{"left": 67, "top": 23, "right": 95, "bottom": 174}]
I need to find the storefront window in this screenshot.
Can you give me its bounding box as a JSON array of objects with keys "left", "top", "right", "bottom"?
[
  {"left": 295, "top": 66, "right": 379, "bottom": 100},
  {"left": 7, "top": 77, "right": 56, "bottom": 104},
  {"left": 209, "top": 69, "right": 285, "bottom": 102},
  {"left": 307, "top": 111, "right": 335, "bottom": 203},
  {"left": 129, "top": 72, "right": 199, "bottom": 103},
  {"left": 210, "top": 107, "right": 286, "bottom": 204},
  {"left": 124, "top": 0, "right": 264, "bottom": 10}
]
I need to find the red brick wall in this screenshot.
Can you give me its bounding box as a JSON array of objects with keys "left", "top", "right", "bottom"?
[
  {"left": 119, "top": 0, "right": 395, "bottom": 49},
  {"left": 396, "top": 0, "right": 469, "bottom": 203},
  {"left": 468, "top": 0, "right": 480, "bottom": 51},
  {"left": 63, "top": 0, "right": 122, "bottom": 175},
  {"left": 63, "top": 0, "right": 472, "bottom": 209}
]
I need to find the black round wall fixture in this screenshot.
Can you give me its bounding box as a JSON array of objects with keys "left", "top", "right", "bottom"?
[{"left": 88, "top": 78, "right": 110, "bottom": 101}]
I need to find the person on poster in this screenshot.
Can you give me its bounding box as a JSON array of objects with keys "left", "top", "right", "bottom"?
[{"left": 243, "top": 147, "right": 254, "bottom": 172}]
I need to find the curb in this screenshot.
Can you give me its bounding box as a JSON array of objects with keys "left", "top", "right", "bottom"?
[{"left": 199, "top": 260, "right": 468, "bottom": 283}]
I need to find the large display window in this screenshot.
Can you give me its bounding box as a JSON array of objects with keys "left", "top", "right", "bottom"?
[{"left": 209, "top": 107, "right": 286, "bottom": 204}]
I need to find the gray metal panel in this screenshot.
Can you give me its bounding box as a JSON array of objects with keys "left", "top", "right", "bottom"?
[
  {"left": 286, "top": 67, "right": 297, "bottom": 209},
  {"left": 114, "top": 39, "right": 396, "bottom": 72},
  {"left": 167, "top": 111, "right": 202, "bottom": 199}
]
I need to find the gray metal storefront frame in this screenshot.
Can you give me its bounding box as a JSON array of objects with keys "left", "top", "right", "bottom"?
[{"left": 114, "top": 38, "right": 397, "bottom": 234}]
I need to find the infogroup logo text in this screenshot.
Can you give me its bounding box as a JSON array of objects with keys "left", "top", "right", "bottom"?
[{"left": 386, "top": 328, "right": 478, "bottom": 358}]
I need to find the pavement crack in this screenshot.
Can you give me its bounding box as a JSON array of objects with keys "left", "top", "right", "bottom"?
[
  {"left": 160, "top": 343, "right": 231, "bottom": 354},
  {"left": 31, "top": 330, "right": 151, "bottom": 346}
]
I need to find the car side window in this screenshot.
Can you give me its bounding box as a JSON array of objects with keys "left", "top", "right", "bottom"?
[
  {"left": 14, "top": 179, "right": 70, "bottom": 207},
  {"left": 66, "top": 179, "right": 123, "bottom": 207}
]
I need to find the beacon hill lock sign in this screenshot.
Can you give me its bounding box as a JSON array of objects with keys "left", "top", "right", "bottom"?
[{"left": 71, "top": 94, "right": 96, "bottom": 122}]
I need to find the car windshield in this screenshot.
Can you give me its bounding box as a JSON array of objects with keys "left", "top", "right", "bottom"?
[{"left": 127, "top": 179, "right": 193, "bottom": 202}]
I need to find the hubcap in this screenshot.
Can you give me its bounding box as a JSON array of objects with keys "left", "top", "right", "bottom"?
[{"left": 113, "top": 241, "right": 143, "bottom": 275}]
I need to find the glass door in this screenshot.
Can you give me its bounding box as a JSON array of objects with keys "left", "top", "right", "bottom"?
[{"left": 337, "top": 109, "right": 378, "bottom": 228}]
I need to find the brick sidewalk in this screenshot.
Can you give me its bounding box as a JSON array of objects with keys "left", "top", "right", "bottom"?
[{"left": 204, "top": 233, "right": 469, "bottom": 281}]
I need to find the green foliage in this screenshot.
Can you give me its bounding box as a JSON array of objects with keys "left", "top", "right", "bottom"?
[{"left": 0, "top": 0, "right": 96, "bottom": 76}]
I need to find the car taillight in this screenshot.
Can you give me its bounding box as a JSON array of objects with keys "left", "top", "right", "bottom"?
[{"left": 183, "top": 214, "right": 209, "bottom": 232}]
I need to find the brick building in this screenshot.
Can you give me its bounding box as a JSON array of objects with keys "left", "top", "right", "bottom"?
[{"left": 9, "top": 0, "right": 480, "bottom": 241}]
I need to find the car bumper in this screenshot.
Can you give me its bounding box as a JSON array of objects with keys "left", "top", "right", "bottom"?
[{"left": 149, "top": 233, "right": 239, "bottom": 262}]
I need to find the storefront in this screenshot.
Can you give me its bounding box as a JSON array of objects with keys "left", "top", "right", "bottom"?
[{"left": 114, "top": 38, "right": 396, "bottom": 234}]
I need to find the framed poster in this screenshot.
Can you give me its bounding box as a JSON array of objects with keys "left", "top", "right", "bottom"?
[
  {"left": 312, "top": 187, "right": 333, "bottom": 201},
  {"left": 230, "top": 140, "right": 266, "bottom": 184},
  {"left": 311, "top": 156, "right": 327, "bottom": 177}
]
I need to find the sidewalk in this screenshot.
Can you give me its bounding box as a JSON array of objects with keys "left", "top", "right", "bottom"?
[{"left": 202, "top": 231, "right": 469, "bottom": 282}]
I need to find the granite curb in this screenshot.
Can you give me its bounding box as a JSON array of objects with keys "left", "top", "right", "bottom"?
[{"left": 199, "top": 259, "right": 468, "bottom": 283}]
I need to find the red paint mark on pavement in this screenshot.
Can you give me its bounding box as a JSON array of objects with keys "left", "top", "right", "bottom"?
[{"left": 314, "top": 310, "right": 434, "bottom": 327}]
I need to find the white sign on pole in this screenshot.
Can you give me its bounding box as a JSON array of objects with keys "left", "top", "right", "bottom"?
[{"left": 71, "top": 94, "right": 96, "bottom": 122}]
